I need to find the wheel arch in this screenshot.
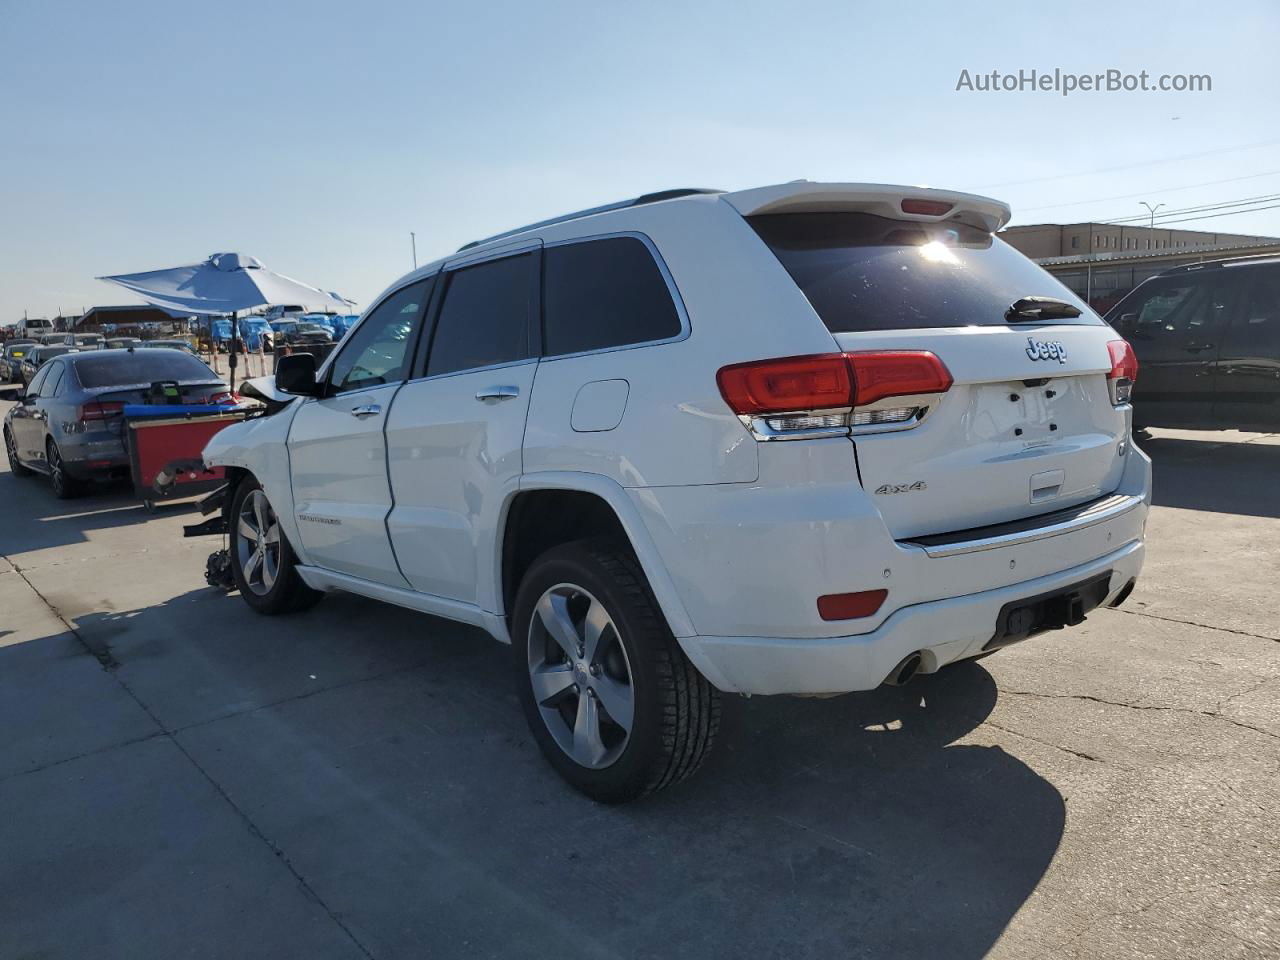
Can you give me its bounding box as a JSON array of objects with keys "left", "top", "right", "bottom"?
[{"left": 496, "top": 473, "right": 696, "bottom": 640}]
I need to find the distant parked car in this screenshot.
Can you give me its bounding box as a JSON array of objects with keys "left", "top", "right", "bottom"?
[
  {"left": 4, "top": 348, "right": 231, "bottom": 498},
  {"left": 1106, "top": 255, "right": 1280, "bottom": 431},
  {"left": 19, "top": 345, "right": 79, "bottom": 386},
  {"left": 18, "top": 318, "right": 54, "bottom": 339},
  {"left": 74, "top": 333, "right": 106, "bottom": 349},
  {"left": 270, "top": 320, "right": 332, "bottom": 347},
  {"left": 237, "top": 318, "right": 274, "bottom": 352},
  {"left": 39, "top": 333, "right": 75, "bottom": 346},
  {"left": 262, "top": 304, "right": 306, "bottom": 322},
  {"left": 105, "top": 337, "right": 142, "bottom": 350},
  {"left": 297, "top": 313, "right": 337, "bottom": 334},
  {"left": 140, "top": 339, "right": 198, "bottom": 355},
  {"left": 1, "top": 341, "right": 37, "bottom": 382}
]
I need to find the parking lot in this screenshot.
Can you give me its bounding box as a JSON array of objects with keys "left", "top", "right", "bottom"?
[{"left": 2, "top": 404, "right": 1277, "bottom": 959}]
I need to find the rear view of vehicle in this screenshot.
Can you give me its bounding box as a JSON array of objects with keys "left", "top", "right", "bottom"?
[
  {"left": 659, "top": 183, "right": 1149, "bottom": 698},
  {"left": 5, "top": 348, "right": 232, "bottom": 497}
]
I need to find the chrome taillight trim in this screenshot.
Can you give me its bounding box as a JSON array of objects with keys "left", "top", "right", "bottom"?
[{"left": 740, "top": 392, "right": 945, "bottom": 441}]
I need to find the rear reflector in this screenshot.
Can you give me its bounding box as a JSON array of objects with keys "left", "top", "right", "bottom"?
[
  {"left": 1106, "top": 340, "right": 1138, "bottom": 405},
  {"left": 817, "top": 589, "right": 888, "bottom": 621},
  {"left": 901, "top": 198, "right": 954, "bottom": 217}
]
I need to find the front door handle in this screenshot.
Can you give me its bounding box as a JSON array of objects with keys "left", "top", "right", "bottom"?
[
  {"left": 350, "top": 403, "right": 382, "bottom": 418},
  {"left": 475, "top": 385, "right": 520, "bottom": 401},
  {"left": 1185, "top": 342, "right": 1215, "bottom": 353}
]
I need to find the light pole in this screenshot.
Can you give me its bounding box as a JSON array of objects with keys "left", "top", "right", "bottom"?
[
  {"left": 410, "top": 232, "right": 418, "bottom": 270},
  {"left": 1139, "top": 201, "right": 1164, "bottom": 232}
]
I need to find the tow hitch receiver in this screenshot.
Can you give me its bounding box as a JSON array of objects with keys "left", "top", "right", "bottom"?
[{"left": 985, "top": 572, "right": 1112, "bottom": 651}]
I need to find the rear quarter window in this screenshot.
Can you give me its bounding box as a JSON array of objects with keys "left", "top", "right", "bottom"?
[
  {"left": 748, "top": 212, "right": 1102, "bottom": 333},
  {"left": 542, "top": 236, "right": 682, "bottom": 356}
]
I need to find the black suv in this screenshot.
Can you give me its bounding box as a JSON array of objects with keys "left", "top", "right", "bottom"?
[{"left": 1107, "top": 256, "right": 1280, "bottom": 431}]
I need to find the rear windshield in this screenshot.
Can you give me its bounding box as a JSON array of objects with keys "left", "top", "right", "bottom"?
[
  {"left": 73, "top": 350, "right": 218, "bottom": 388},
  {"left": 747, "top": 212, "right": 1101, "bottom": 332}
]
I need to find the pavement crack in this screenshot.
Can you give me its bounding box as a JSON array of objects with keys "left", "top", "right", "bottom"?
[
  {"left": 1107, "top": 606, "right": 1280, "bottom": 643},
  {"left": 5, "top": 555, "right": 120, "bottom": 669},
  {"left": 983, "top": 720, "right": 1105, "bottom": 763},
  {"left": 1001, "top": 688, "right": 1280, "bottom": 743},
  {"left": 0, "top": 730, "right": 169, "bottom": 785}
]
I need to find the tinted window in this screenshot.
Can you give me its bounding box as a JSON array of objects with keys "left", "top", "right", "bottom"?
[
  {"left": 329, "top": 279, "right": 430, "bottom": 393},
  {"left": 542, "top": 237, "right": 681, "bottom": 357},
  {"left": 45, "top": 361, "right": 67, "bottom": 397},
  {"left": 1112, "top": 276, "right": 1229, "bottom": 343},
  {"left": 1218, "top": 267, "right": 1280, "bottom": 355},
  {"left": 428, "top": 254, "right": 535, "bottom": 376},
  {"left": 74, "top": 351, "right": 218, "bottom": 388},
  {"left": 748, "top": 212, "right": 1102, "bottom": 332},
  {"left": 27, "top": 364, "right": 51, "bottom": 395}
]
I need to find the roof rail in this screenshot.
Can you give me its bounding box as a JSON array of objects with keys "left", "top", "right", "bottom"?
[
  {"left": 456, "top": 188, "right": 723, "bottom": 252},
  {"left": 1163, "top": 252, "right": 1280, "bottom": 274}
]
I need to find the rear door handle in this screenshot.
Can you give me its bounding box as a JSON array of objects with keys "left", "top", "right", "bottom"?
[
  {"left": 475, "top": 385, "right": 520, "bottom": 401},
  {"left": 1185, "top": 342, "right": 1215, "bottom": 353},
  {"left": 350, "top": 403, "right": 382, "bottom": 418}
]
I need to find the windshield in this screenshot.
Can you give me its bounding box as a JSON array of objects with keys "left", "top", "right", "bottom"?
[
  {"left": 74, "top": 350, "right": 219, "bottom": 388},
  {"left": 747, "top": 212, "right": 1102, "bottom": 332}
]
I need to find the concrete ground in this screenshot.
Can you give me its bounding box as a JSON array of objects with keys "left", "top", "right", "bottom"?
[{"left": 1, "top": 410, "right": 1277, "bottom": 960}]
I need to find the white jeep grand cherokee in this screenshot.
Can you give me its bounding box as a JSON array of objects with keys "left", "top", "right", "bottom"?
[{"left": 203, "top": 182, "right": 1150, "bottom": 802}]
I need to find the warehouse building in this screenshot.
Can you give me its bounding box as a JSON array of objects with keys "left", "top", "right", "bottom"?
[{"left": 1001, "top": 223, "right": 1280, "bottom": 314}]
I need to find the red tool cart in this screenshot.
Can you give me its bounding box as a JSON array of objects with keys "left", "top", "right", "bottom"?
[{"left": 123, "top": 404, "right": 251, "bottom": 510}]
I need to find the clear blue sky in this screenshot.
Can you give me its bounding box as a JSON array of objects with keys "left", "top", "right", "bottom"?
[{"left": 2, "top": 0, "right": 1278, "bottom": 319}]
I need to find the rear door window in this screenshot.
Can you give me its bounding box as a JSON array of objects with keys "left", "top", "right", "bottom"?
[
  {"left": 747, "top": 212, "right": 1101, "bottom": 332},
  {"left": 542, "top": 237, "right": 682, "bottom": 356},
  {"left": 427, "top": 253, "right": 536, "bottom": 376}
]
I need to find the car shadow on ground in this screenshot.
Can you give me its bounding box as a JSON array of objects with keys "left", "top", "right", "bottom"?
[
  {"left": 5, "top": 584, "right": 1066, "bottom": 959},
  {"left": 0, "top": 473, "right": 196, "bottom": 556},
  {"left": 1141, "top": 433, "right": 1280, "bottom": 519}
]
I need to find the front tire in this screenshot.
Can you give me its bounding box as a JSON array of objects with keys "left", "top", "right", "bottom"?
[
  {"left": 5, "top": 427, "right": 33, "bottom": 477},
  {"left": 229, "top": 478, "right": 322, "bottom": 614},
  {"left": 512, "top": 539, "right": 720, "bottom": 803}
]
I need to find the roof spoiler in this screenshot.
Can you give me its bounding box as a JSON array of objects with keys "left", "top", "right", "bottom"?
[{"left": 722, "top": 182, "right": 1011, "bottom": 233}]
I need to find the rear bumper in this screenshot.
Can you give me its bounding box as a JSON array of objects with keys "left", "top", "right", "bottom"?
[{"left": 677, "top": 539, "right": 1144, "bottom": 695}]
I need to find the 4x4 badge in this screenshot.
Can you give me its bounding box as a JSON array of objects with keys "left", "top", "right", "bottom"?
[
  {"left": 875, "top": 481, "right": 927, "bottom": 495},
  {"left": 1026, "top": 338, "right": 1068, "bottom": 363}
]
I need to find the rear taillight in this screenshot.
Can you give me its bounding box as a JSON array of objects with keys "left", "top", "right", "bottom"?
[
  {"left": 77, "top": 401, "right": 124, "bottom": 422},
  {"left": 1106, "top": 340, "right": 1138, "bottom": 405},
  {"left": 717, "top": 351, "right": 952, "bottom": 439}
]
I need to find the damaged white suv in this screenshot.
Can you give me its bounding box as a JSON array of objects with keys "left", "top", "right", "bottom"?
[{"left": 202, "top": 182, "right": 1150, "bottom": 802}]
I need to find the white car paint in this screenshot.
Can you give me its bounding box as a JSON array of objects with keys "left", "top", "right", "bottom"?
[{"left": 203, "top": 180, "right": 1151, "bottom": 695}]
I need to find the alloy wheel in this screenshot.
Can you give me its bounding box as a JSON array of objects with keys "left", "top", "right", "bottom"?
[
  {"left": 527, "top": 583, "right": 635, "bottom": 770},
  {"left": 236, "top": 489, "right": 282, "bottom": 596},
  {"left": 48, "top": 444, "right": 66, "bottom": 495}
]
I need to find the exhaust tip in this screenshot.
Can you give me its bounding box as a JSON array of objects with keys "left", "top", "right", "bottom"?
[
  {"left": 884, "top": 652, "right": 923, "bottom": 687},
  {"left": 1109, "top": 578, "right": 1137, "bottom": 609}
]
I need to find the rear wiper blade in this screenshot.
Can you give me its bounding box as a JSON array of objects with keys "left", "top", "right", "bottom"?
[{"left": 1005, "top": 296, "right": 1082, "bottom": 322}]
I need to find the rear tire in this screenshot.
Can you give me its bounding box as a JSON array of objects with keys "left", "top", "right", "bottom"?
[
  {"left": 512, "top": 538, "right": 720, "bottom": 803},
  {"left": 46, "top": 440, "right": 82, "bottom": 499},
  {"left": 5, "top": 427, "right": 33, "bottom": 477},
  {"left": 229, "top": 477, "right": 323, "bottom": 615}
]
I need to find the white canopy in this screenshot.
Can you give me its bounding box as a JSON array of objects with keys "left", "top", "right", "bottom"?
[{"left": 98, "top": 253, "right": 354, "bottom": 316}]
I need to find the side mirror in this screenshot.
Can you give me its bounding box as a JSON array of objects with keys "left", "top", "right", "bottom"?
[{"left": 274, "top": 352, "right": 322, "bottom": 396}]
